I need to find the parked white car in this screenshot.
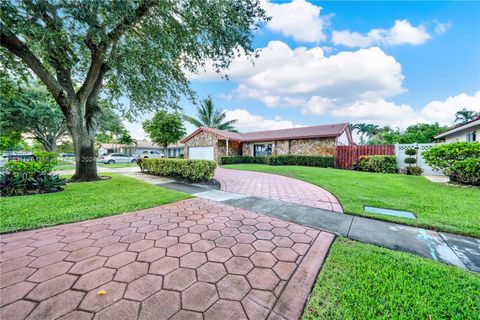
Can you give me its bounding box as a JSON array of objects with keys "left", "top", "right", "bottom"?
[
  {"left": 135, "top": 150, "right": 164, "bottom": 159},
  {"left": 98, "top": 153, "right": 137, "bottom": 164}
]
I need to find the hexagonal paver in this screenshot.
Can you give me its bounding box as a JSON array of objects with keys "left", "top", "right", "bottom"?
[
  {"left": 69, "top": 256, "right": 107, "bottom": 275},
  {"left": 180, "top": 252, "right": 207, "bottom": 268},
  {"left": 79, "top": 281, "right": 126, "bottom": 312},
  {"left": 73, "top": 268, "right": 115, "bottom": 291},
  {"left": 167, "top": 243, "right": 191, "bottom": 257},
  {"left": 182, "top": 282, "right": 218, "bottom": 312},
  {"left": 250, "top": 252, "right": 277, "bottom": 268},
  {"left": 225, "top": 257, "right": 254, "bottom": 275},
  {"left": 105, "top": 252, "right": 137, "bottom": 268},
  {"left": 170, "top": 310, "right": 203, "bottom": 320},
  {"left": 247, "top": 268, "right": 280, "bottom": 291},
  {"left": 217, "top": 275, "right": 250, "bottom": 300},
  {"left": 27, "top": 274, "right": 77, "bottom": 301},
  {"left": 137, "top": 247, "right": 166, "bottom": 263},
  {"left": 204, "top": 300, "right": 247, "bottom": 320},
  {"left": 231, "top": 243, "right": 255, "bottom": 257},
  {"left": 98, "top": 243, "right": 128, "bottom": 257},
  {"left": 207, "top": 248, "right": 232, "bottom": 263},
  {"left": 92, "top": 299, "right": 140, "bottom": 320},
  {"left": 114, "top": 262, "right": 148, "bottom": 282},
  {"left": 139, "top": 290, "right": 180, "bottom": 320},
  {"left": 149, "top": 257, "right": 179, "bottom": 275},
  {"left": 192, "top": 240, "right": 215, "bottom": 253},
  {"left": 28, "top": 261, "right": 73, "bottom": 282},
  {"left": 128, "top": 240, "right": 154, "bottom": 252},
  {"left": 178, "top": 233, "right": 201, "bottom": 244},
  {"left": 273, "top": 261, "right": 297, "bottom": 280},
  {"left": 252, "top": 240, "right": 275, "bottom": 252},
  {"left": 214, "top": 236, "right": 236, "bottom": 248},
  {"left": 155, "top": 236, "right": 178, "bottom": 248},
  {"left": 197, "top": 262, "right": 227, "bottom": 283},
  {"left": 0, "top": 197, "right": 334, "bottom": 320},
  {"left": 163, "top": 268, "right": 196, "bottom": 291},
  {"left": 272, "top": 247, "right": 299, "bottom": 262},
  {"left": 26, "top": 289, "right": 85, "bottom": 320},
  {"left": 124, "top": 274, "right": 163, "bottom": 301}
]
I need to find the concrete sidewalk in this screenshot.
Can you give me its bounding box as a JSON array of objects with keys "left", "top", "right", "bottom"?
[{"left": 129, "top": 173, "right": 479, "bottom": 273}]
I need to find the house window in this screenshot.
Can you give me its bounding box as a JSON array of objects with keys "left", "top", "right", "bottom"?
[
  {"left": 466, "top": 131, "right": 477, "bottom": 142},
  {"left": 254, "top": 144, "right": 272, "bottom": 156}
]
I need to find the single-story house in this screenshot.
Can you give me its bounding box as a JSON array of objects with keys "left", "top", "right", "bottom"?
[
  {"left": 124, "top": 140, "right": 185, "bottom": 158},
  {"left": 180, "top": 123, "right": 353, "bottom": 162},
  {"left": 98, "top": 143, "right": 127, "bottom": 156},
  {"left": 434, "top": 116, "right": 479, "bottom": 142}
]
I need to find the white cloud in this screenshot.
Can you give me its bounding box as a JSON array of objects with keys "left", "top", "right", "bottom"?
[
  {"left": 433, "top": 20, "right": 452, "bottom": 34},
  {"left": 332, "top": 20, "right": 432, "bottom": 48},
  {"left": 194, "top": 41, "right": 404, "bottom": 108},
  {"left": 261, "top": 0, "right": 327, "bottom": 43},
  {"left": 329, "top": 91, "right": 480, "bottom": 128},
  {"left": 225, "top": 108, "right": 302, "bottom": 132},
  {"left": 420, "top": 91, "right": 480, "bottom": 124}
]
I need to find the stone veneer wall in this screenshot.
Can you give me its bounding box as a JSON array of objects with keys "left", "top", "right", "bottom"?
[
  {"left": 242, "top": 137, "right": 336, "bottom": 157},
  {"left": 184, "top": 131, "right": 219, "bottom": 160},
  {"left": 290, "top": 138, "right": 336, "bottom": 156},
  {"left": 217, "top": 140, "right": 242, "bottom": 159}
]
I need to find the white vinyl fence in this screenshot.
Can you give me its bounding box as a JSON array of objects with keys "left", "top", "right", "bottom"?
[{"left": 395, "top": 143, "right": 444, "bottom": 176}]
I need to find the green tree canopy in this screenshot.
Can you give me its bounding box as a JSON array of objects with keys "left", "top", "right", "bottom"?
[
  {"left": 367, "top": 123, "right": 448, "bottom": 145},
  {"left": 184, "top": 96, "right": 238, "bottom": 132},
  {"left": 0, "top": 78, "right": 68, "bottom": 151},
  {"left": 1, "top": 0, "right": 267, "bottom": 180},
  {"left": 143, "top": 111, "right": 186, "bottom": 156}
]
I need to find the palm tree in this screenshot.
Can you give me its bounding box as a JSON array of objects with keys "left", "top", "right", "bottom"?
[
  {"left": 184, "top": 96, "right": 238, "bottom": 132},
  {"left": 454, "top": 108, "right": 479, "bottom": 124},
  {"left": 351, "top": 123, "right": 371, "bottom": 144}
]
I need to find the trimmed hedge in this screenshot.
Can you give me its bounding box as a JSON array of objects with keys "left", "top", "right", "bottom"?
[
  {"left": 140, "top": 158, "right": 216, "bottom": 182},
  {"left": 220, "top": 155, "right": 335, "bottom": 168},
  {"left": 422, "top": 142, "right": 480, "bottom": 185},
  {"left": 357, "top": 155, "right": 398, "bottom": 173}
]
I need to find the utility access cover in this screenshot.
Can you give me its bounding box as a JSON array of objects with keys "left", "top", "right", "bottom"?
[{"left": 363, "top": 206, "right": 416, "bottom": 219}]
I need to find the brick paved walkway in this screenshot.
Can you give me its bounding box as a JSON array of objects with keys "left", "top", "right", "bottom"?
[
  {"left": 0, "top": 198, "right": 333, "bottom": 320},
  {"left": 215, "top": 168, "right": 343, "bottom": 212}
]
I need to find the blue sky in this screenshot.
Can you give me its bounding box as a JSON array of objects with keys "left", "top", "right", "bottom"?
[{"left": 126, "top": 0, "right": 480, "bottom": 139}]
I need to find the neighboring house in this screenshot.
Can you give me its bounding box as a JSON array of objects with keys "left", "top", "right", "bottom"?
[
  {"left": 124, "top": 140, "right": 184, "bottom": 158},
  {"left": 181, "top": 123, "right": 353, "bottom": 162},
  {"left": 98, "top": 143, "right": 127, "bottom": 156},
  {"left": 434, "top": 116, "right": 479, "bottom": 142}
]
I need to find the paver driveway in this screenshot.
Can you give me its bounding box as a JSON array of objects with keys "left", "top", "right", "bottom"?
[
  {"left": 0, "top": 198, "right": 333, "bottom": 320},
  {"left": 215, "top": 168, "right": 343, "bottom": 212}
]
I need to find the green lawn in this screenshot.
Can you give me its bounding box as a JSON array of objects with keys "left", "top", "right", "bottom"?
[
  {"left": 0, "top": 174, "right": 190, "bottom": 233},
  {"left": 303, "top": 238, "right": 480, "bottom": 320},
  {"left": 223, "top": 164, "right": 480, "bottom": 237}
]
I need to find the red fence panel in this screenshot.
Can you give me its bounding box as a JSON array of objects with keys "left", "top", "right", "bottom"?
[{"left": 335, "top": 145, "right": 395, "bottom": 169}]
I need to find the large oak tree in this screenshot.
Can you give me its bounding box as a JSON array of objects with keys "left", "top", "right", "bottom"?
[{"left": 1, "top": 0, "right": 267, "bottom": 180}]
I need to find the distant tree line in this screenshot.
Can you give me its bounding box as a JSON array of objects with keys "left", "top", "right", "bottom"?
[{"left": 352, "top": 108, "right": 479, "bottom": 145}]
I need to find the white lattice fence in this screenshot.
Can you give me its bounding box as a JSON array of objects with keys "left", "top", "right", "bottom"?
[{"left": 395, "top": 143, "right": 444, "bottom": 176}]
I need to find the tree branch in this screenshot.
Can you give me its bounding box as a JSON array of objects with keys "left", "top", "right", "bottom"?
[{"left": 0, "top": 27, "right": 68, "bottom": 108}]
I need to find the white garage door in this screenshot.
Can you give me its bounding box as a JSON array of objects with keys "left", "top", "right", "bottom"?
[{"left": 188, "top": 146, "right": 214, "bottom": 160}]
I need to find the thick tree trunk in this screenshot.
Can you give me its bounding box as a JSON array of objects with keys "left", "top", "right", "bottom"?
[
  {"left": 71, "top": 130, "right": 98, "bottom": 181},
  {"left": 68, "top": 104, "right": 100, "bottom": 181}
]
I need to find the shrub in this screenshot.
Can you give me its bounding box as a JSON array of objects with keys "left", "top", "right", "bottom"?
[
  {"left": 220, "top": 156, "right": 269, "bottom": 165},
  {"left": 268, "top": 155, "right": 335, "bottom": 167},
  {"left": 404, "top": 157, "right": 418, "bottom": 165},
  {"left": 422, "top": 142, "right": 480, "bottom": 185},
  {"left": 0, "top": 171, "right": 66, "bottom": 196},
  {"left": 405, "top": 147, "right": 418, "bottom": 156},
  {"left": 357, "top": 155, "right": 398, "bottom": 173},
  {"left": 220, "top": 155, "right": 335, "bottom": 168},
  {"left": 405, "top": 166, "right": 423, "bottom": 176},
  {"left": 141, "top": 158, "right": 216, "bottom": 182}
]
